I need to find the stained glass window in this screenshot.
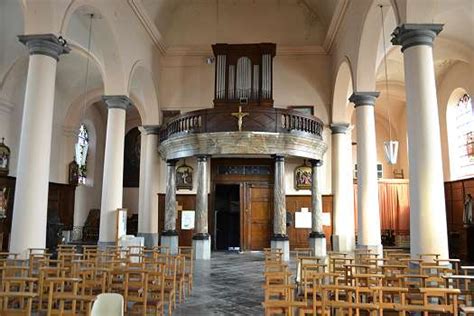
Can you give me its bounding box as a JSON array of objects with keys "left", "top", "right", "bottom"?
[
  {"left": 455, "top": 94, "right": 474, "bottom": 178},
  {"left": 75, "top": 124, "right": 89, "bottom": 184}
]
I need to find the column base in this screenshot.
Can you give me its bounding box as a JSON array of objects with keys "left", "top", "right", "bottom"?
[
  {"left": 192, "top": 234, "right": 211, "bottom": 260},
  {"left": 97, "top": 241, "right": 116, "bottom": 250},
  {"left": 309, "top": 233, "right": 327, "bottom": 258},
  {"left": 271, "top": 235, "right": 290, "bottom": 262},
  {"left": 357, "top": 243, "right": 383, "bottom": 257},
  {"left": 332, "top": 234, "right": 354, "bottom": 253},
  {"left": 161, "top": 232, "right": 179, "bottom": 255},
  {"left": 137, "top": 232, "right": 159, "bottom": 249}
]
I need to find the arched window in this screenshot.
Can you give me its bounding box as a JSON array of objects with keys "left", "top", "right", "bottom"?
[
  {"left": 455, "top": 94, "right": 474, "bottom": 178},
  {"left": 75, "top": 124, "right": 89, "bottom": 184}
]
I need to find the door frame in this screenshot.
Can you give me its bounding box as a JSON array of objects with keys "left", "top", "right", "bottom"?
[{"left": 210, "top": 158, "right": 274, "bottom": 251}]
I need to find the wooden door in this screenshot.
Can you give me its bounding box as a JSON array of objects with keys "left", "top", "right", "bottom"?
[{"left": 244, "top": 183, "right": 273, "bottom": 250}]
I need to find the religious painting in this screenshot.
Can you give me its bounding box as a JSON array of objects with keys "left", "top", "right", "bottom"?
[
  {"left": 289, "top": 106, "right": 314, "bottom": 116},
  {"left": 176, "top": 163, "right": 193, "bottom": 190},
  {"left": 294, "top": 164, "right": 312, "bottom": 190},
  {"left": 123, "top": 127, "right": 141, "bottom": 187},
  {"left": 0, "top": 138, "right": 11, "bottom": 176}
]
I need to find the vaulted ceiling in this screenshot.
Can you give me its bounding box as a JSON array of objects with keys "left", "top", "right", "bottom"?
[{"left": 140, "top": 0, "right": 343, "bottom": 48}]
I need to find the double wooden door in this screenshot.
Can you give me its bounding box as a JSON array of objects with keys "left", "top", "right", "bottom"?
[{"left": 241, "top": 183, "right": 273, "bottom": 251}]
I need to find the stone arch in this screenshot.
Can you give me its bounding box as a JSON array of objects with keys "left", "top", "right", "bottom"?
[
  {"left": 355, "top": 1, "right": 398, "bottom": 91},
  {"left": 62, "top": 3, "right": 127, "bottom": 95},
  {"left": 127, "top": 61, "right": 160, "bottom": 125},
  {"left": 332, "top": 57, "right": 354, "bottom": 123}
]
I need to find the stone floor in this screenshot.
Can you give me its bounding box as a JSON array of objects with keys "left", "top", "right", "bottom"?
[{"left": 173, "top": 251, "right": 265, "bottom": 315}]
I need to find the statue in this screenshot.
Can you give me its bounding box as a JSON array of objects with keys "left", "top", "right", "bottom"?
[
  {"left": 464, "top": 193, "right": 473, "bottom": 225},
  {"left": 231, "top": 106, "right": 249, "bottom": 132}
]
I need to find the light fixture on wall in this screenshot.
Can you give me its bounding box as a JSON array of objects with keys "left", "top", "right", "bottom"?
[
  {"left": 74, "top": 13, "right": 95, "bottom": 183},
  {"left": 379, "top": 5, "right": 399, "bottom": 165}
]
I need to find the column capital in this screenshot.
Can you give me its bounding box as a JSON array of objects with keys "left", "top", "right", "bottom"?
[
  {"left": 273, "top": 155, "right": 285, "bottom": 162},
  {"left": 166, "top": 159, "right": 178, "bottom": 166},
  {"left": 196, "top": 155, "right": 210, "bottom": 162},
  {"left": 18, "top": 34, "right": 70, "bottom": 61},
  {"left": 330, "top": 123, "right": 351, "bottom": 135},
  {"left": 139, "top": 125, "right": 160, "bottom": 135},
  {"left": 309, "top": 159, "right": 323, "bottom": 167},
  {"left": 349, "top": 92, "right": 379, "bottom": 108},
  {"left": 102, "top": 95, "right": 133, "bottom": 111},
  {"left": 391, "top": 23, "right": 443, "bottom": 52}
]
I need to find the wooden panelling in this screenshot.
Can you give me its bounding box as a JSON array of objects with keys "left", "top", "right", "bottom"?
[
  {"left": 286, "top": 195, "right": 333, "bottom": 250},
  {"left": 158, "top": 194, "right": 197, "bottom": 247},
  {"left": 158, "top": 192, "right": 334, "bottom": 251},
  {"left": 445, "top": 177, "right": 474, "bottom": 261},
  {"left": 0, "top": 175, "right": 76, "bottom": 251}
]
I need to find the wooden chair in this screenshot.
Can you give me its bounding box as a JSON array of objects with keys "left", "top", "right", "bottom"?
[
  {"left": 163, "top": 255, "right": 178, "bottom": 315},
  {"left": 133, "top": 267, "right": 166, "bottom": 315},
  {"left": 321, "top": 284, "right": 378, "bottom": 315},
  {"left": 372, "top": 286, "right": 408, "bottom": 315},
  {"left": 395, "top": 287, "right": 461, "bottom": 315},
  {"left": 178, "top": 246, "right": 194, "bottom": 296},
  {"left": 262, "top": 284, "right": 306, "bottom": 316},
  {"left": 46, "top": 277, "right": 94, "bottom": 316},
  {"left": 0, "top": 277, "right": 38, "bottom": 316},
  {"left": 124, "top": 269, "right": 148, "bottom": 315}
]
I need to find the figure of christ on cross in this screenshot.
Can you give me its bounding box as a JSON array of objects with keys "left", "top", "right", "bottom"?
[{"left": 231, "top": 106, "right": 249, "bottom": 132}]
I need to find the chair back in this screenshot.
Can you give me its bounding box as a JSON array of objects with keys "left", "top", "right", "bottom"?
[{"left": 91, "top": 293, "right": 124, "bottom": 316}]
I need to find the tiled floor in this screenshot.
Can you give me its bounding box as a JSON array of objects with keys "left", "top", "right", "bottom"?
[{"left": 173, "top": 251, "right": 265, "bottom": 315}]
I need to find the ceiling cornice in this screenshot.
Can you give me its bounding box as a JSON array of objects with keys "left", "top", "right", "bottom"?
[
  {"left": 322, "top": 0, "right": 349, "bottom": 53},
  {"left": 128, "top": 0, "right": 167, "bottom": 54}
]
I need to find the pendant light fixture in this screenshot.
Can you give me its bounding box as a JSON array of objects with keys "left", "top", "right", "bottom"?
[
  {"left": 379, "top": 5, "right": 399, "bottom": 165},
  {"left": 75, "top": 13, "right": 94, "bottom": 183}
]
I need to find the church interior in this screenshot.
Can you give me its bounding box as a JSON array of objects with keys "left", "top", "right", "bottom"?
[{"left": 0, "top": 0, "right": 473, "bottom": 314}]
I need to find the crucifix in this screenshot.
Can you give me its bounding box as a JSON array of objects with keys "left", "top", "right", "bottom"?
[{"left": 231, "top": 106, "right": 249, "bottom": 132}]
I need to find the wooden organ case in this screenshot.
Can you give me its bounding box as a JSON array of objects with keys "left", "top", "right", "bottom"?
[{"left": 212, "top": 43, "right": 276, "bottom": 107}]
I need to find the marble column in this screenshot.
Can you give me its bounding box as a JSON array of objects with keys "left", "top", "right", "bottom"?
[
  {"left": 349, "top": 92, "right": 383, "bottom": 256},
  {"left": 392, "top": 24, "right": 449, "bottom": 259},
  {"left": 309, "top": 159, "right": 326, "bottom": 257},
  {"left": 137, "top": 125, "right": 160, "bottom": 249},
  {"left": 192, "top": 155, "right": 211, "bottom": 260},
  {"left": 330, "top": 123, "right": 355, "bottom": 252},
  {"left": 161, "top": 159, "right": 178, "bottom": 254},
  {"left": 98, "top": 96, "right": 131, "bottom": 248},
  {"left": 10, "top": 34, "right": 69, "bottom": 257},
  {"left": 271, "top": 155, "right": 289, "bottom": 261}
]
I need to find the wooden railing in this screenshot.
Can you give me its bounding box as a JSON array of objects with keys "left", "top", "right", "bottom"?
[{"left": 160, "top": 106, "right": 323, "bottom": 142}]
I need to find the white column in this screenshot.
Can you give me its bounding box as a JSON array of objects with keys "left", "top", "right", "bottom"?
[
  {"left": 309, "top": 159, "right": 326, "bottom": 257},
  {"left": 330, "top": 123, "right": 355, "bottom": 252},
  {"left": 10, "top": 34, "right": 69, "bottom": 257},
  {"left": 392, "top": 24, "right": 449, "bottom": 259},
  {"left": 137, "top": 126, "right": 160, "bottom": 248},
  {"left": 349, "top": 92, "right": 382, "bottom": 255},
  {"left": 271, "top": 155, "right": 289, "bottom": 261},
  {"left": 192, "top": 155, "right": 211, "bottom": 260},
  {"left": 98, "top": 96, "right": 131, "bottom": 247}
]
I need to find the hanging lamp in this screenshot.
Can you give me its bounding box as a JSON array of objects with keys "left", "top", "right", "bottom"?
[
  {"left": 379, "top": 5, "right": 399, "bottom": 165},
  {"left": 74, "top": 13, "right": 94, "bottom": 182}
]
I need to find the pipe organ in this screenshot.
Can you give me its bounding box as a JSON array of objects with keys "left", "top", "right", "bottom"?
[{"left": 212, "top": 43, "right": 276, "bottom": 107}]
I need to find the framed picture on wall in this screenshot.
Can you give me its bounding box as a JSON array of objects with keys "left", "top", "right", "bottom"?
[
  {"left": 289, "top": 106, "right": 314, "bottom": 116},
  {"left": 294, "top": 163, "right": 312, "bottom": 190},
  {"left": 176, "top": 163, "right": 193, "bottom": 190}
]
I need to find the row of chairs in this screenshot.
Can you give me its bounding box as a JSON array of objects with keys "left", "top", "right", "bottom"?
[
  {"left": 0, "top": 244, "right": 195, "bottom": 315},
  {"left": 263, "top": 248, "right": 474, "bottom": 315}
]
